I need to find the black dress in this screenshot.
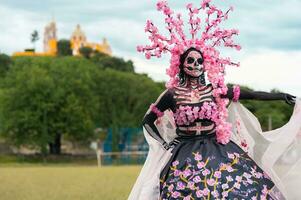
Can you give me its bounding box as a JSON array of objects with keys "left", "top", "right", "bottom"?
[{"left": 143, "top": 85, "right": 285, "bottom": 200}]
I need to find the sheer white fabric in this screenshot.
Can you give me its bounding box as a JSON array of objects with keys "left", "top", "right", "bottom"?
[{"left": 128, "top": 99, "right": 301, "bottom": 200}]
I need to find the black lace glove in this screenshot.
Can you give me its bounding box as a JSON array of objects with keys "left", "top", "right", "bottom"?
[
  {"left": 162, "top": 138, "right": 180, "bottom": 150},
  {"left": 283, "top": 93, "right": 296, "bottom": 105}
]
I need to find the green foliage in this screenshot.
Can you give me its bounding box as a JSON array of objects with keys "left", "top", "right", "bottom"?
[
  {"left": 93, "top": 69, "right": 162, "bottom": 151},
  {"left": 0, "top": 56, "right": 161, "bottom": 154},
  {"left": 79, "top": 47, "right": 93, "bottom": 58},
  {"left": 91, "top": 55, "right": 135, "bottom": 72},
  {"left": 93, "top": 69, "right": 161, "bottom": 128},
  {"left": 241, "top": 99, "right": 293, "bottom": 131},
  {"left": 57, "top": 39, "right": 72, "bottom": 56},
  {"left": 0, "top": 57, "right": 99, "bottom": 154},
  {"left": 227, "top": 84, "right": 293, "bottom": 130},
  {"left": 0, "top": 53, "right": 11, "bottom": 77},
  {"left": 91, "top": 50, "right": 107, "bottom": 58}
]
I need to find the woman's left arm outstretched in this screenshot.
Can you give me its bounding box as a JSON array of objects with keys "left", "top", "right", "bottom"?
[{"left": 224, "top": 85, "right": 296, "bottom": 105}]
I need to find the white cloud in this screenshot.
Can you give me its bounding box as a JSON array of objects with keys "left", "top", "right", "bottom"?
[
  {"left": 0, "top": 5, "right": 47, "bottom": 53},
  {"left": 226, "top": 50, "right": 301, "bottom": 96},
  {"left": 131, "top": 56, "right": 169, "bottom": 81}
]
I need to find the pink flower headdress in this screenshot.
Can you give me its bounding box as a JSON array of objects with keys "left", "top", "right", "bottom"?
[{"left": 137, "top": 0, "right": 241, "bottom": 144}]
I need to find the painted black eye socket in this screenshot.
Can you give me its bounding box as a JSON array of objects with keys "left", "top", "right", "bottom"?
[
  {"left": 197, "top": 58, "right": 204, "bottom": 65},
  {"left": 186, "top": 57, "right": 204, "bottom": 65},
  {"left": 187, "top": 57, "right": 195, "bottom": 64}
]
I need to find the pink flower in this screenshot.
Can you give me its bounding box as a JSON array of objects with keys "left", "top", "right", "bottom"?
[
  {"left": 222, "top": 183, "right": 229, "bottom": 189},
  {"left": 201, "top": 0, "right": 212, "bottom": 9},
  {"left": 193, "top": 176, "right": 202, "bottom": 183},
  {"left": 183, "top": 195, "right": 191, "bottom": 200},
  {"left": 233, "top": 85, "right": 240, "bottom": 102},
  {"left": 163, "top": 7, "right": 173, "bottom": 15},
  {"left": 261, "top": 185, "right": 268, "bottom": 194},
  {"left": 235, "top": 175, "right": 242, "bottom": 182},
  {"left": 192, "top": 106, "right": 200, "bottom": 118},
  {"left": 202, "top": 188, "right": 210, "bottom": 196},
  {"left": 182, "top": 169, "right": 192, "bottom": 178},
  {"left": 202, "top": 169, "right": 210, "bottom": 176},
  {"left": 211, "top": 190, "right": 219, "bottom": 198},
  {"left": 243, "top": 172, "right": 251, "bottom": 179},
  {"left": 247, "top": 178, "right": 253, "bottom": 184},
  {"left": 222, "top": 191, "right": 229, "bottom": 197},
  {"left": 156, "top": 0, "right": 168, "bottom": 11},
  {"left": 207, "top": 178, "right": 215, "bottom": 186},
  {"left": 255, "top": 172, "right": 263, "bottom": 179},
  {"left": 186, "top": 3, "right": 193, "bottom": 9},
  {"left": 145, "top": 52, "right": 151, "bottom": 60},
  {"left": 187, "top": 181, "right": 195, "bottom": 190},
  {"left": 214, "top": 171, "right": 221, "bottom": 178},
  {"left": 226, "top": 175, "right": 233, "bottom": 182},
  {"left": 171, "top": 191, "right": 181, "bottom": 198},
  {"left": 168, "top": 184, "right": 174, "bottom": 192},
  {"left": 226, "top": 165, "right": 234, "bottom": 172},
  {"left": 176, "top": 181, "right": 185, "bottom": 190},
  {"left": 136, "top": 45, "right": 144, "bottom": 52},
  {"left": 194, "top": 152, "right": 202, "bottom": 161},
  {"left": 174, "top": 169, "right": 181, "bottom": 177},
  {"left": 227, "top": 152, "right": 235, "bottom": 159},
  {"left": 192, "top": 8, "right": 199, "bottom": 14},
  {"left": 197, "top": 161, "right": 205, "bottom": 169},
  {"left": 263, "top": 171, "right": 271, "bottom": 179},
  {"left": 234, "top": 182, "right": 241, "bottom": 189},
  {"left": 196, "top": 190, "right": 203, "bottom": 198},
  {"left": 172, "top": 160, "right": 179, "bottom": 166}
]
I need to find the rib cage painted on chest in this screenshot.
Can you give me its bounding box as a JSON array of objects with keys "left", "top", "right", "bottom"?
[
  {"left": 173, "top": 84, "right": 216, "bottom": 135},
  {"left": 174, "top": 84, "right": 214, "bottom": 105}
]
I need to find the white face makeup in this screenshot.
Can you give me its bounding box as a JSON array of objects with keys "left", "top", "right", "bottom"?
[{"left": 183, "top": 50, "right": 204, "bottom": 78}]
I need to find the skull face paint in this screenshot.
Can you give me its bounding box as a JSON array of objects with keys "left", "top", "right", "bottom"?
[{"left": 183, "top": 50, "right": 204, "bottom": 77}]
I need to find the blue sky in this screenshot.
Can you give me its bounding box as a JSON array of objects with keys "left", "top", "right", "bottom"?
[{"left": 0, "top": 0, "right": 301, "bottom": 96}]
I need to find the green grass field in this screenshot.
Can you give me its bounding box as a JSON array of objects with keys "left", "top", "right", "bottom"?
[{"left": 0, "top": 165, "right": 141, "bottom": 200}]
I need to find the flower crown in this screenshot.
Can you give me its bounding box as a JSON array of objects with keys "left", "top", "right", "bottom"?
[
  {"left": 137, "top": 0, "right": 240, "bottom": 88},
  {"left": 137, "top": 0, "right": 241, "bottom": 144}
]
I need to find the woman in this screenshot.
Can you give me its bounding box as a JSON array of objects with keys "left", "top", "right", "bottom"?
[
  {"left": 141, "top": 47, "right": 295, "bottom": 199},
  {"left": 129, "top": 1, "right": 300, "bottom": 199}
]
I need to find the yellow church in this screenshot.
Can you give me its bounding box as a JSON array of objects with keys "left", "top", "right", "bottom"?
[{"left": 13, "top": 21, "right": 112, "bottom": 57}]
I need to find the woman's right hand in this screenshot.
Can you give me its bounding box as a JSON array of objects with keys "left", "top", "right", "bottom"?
[
  {"left": 163, "top": 139, "right": 180, "bottom": 150},
  {"left": 283, "top": 93, "right": 296, "bottom": 105}
]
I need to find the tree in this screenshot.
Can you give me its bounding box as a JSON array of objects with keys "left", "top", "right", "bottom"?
[
  {"left": 57, "top": 39, "right": 72, "bottom": 56},
  {"left": 93, "top": 69, "right": 163, "bottom": 151},
  {"left": 0, "top": 55, "right": 164, "bottom": 154},
  {"left": 0, "top": 54, "right": 11, "bottom": 77},
  {"left": 92, "top": 56, "right": 135, "bottom": 72},
  {"left": 79, "top": 47, "right": 93, "bottom": 58},
  {"left": 91, "top": 50, "right": 107, "bottom": 58},
  {"left": 31, "top": 30, "right": 39, "bottom": 51},
  {"left": 239, "top": 86, "right": 293, "bottom": 131},
  {"left": 0, "top": 57, "right": 99, "bottom": 155}
]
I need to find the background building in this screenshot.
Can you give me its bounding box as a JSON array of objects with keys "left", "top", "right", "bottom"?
[{"left": 13, "top": 21, "right": 112, "bottom": 57}]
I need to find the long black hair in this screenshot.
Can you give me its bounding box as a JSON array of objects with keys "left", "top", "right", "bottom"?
[{"left": 178, "top": 47, "right": 206, "bottom": 86}]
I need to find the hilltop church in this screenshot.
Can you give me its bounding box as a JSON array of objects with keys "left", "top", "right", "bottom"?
[{"left": 13, "top": 21, "right": 112, "bottom": 57}]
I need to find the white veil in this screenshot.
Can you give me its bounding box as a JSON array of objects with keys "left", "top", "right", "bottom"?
[{"left": 128, "top": 99, "right": 301, "bottom": 200}]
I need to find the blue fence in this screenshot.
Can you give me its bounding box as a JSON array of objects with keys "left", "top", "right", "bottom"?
[{"left": 102, "top": 128, "right": 149, "bottom": 165}]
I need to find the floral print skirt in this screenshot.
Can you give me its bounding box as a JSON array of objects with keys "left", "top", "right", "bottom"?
[{"left": 159, "top": 133, "right": 285, "bottom": 200}]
